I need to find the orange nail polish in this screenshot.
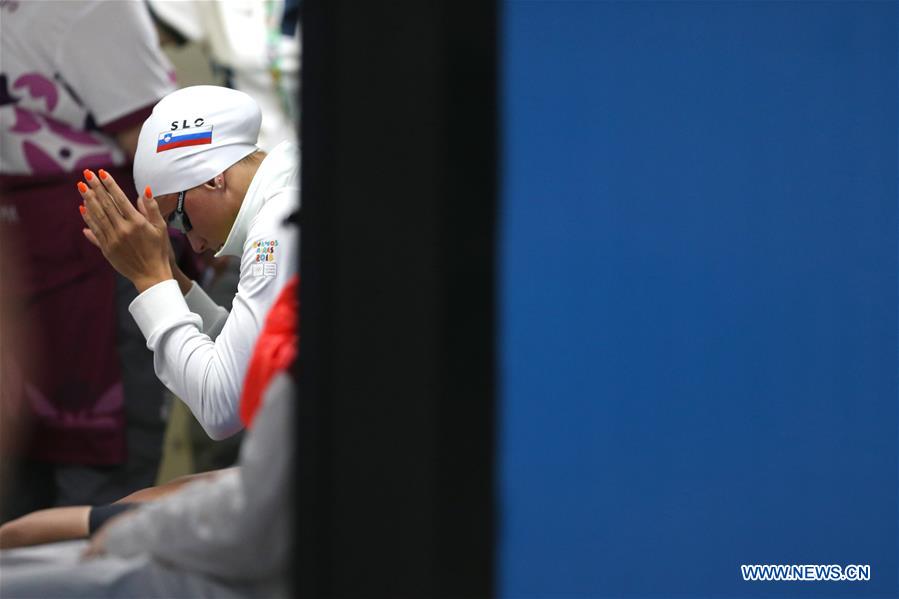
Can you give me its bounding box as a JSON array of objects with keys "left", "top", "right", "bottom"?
[
  {"left": 83, "top": 169, "right": 93, "bottom": 181},
  {"left": 79, "top": 205, "right": 86, "bottom": 215},
  {"left": 99, "top": 169, "right": 108, "bottom": 180},
  {"left": 77, "top": 182, "right": 88, "bottom": 193},
  {"left": 144, "top": 186, "right": 152, "bottom": 199}
]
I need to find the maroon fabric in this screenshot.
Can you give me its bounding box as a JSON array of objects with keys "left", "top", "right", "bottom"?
[
  {"left": 0, "top": 164, "right": 137, "bottom": 465},
  {"left": 100, "top": 105, "right": 155, "bottom": 136}
]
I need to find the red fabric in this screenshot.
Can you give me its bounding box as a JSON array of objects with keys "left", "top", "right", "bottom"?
[{"left": 240, "top": 275, "right": 299, "bottom": 428}]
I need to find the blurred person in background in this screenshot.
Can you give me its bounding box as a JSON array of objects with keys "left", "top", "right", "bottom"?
[
  {"left": 0, "top": 250, "right": 33, "bottom": 507},
  {"left": 0, "top": 0, "right": 177, "bottom": 522},
  {"left": 0, "top": 274, "right": 298, "bottom": 598},
  {"left": 145, "top": 0, "right": 300, "bottom": 151}
]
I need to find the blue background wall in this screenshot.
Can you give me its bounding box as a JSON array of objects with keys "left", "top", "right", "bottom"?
[{"left": 498, "top": 2, "right": 897, "bottom": 597}]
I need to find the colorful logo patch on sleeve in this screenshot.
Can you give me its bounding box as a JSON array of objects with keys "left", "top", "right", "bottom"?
[
  {"left": 253, "top": 239, "right": 279, "bottom": 263},
  {"left": 251, "top": 240, "right": 279, "bottom": 277},
  {"left": 157, "top": 125, "right": 214, "bottom": 153}
]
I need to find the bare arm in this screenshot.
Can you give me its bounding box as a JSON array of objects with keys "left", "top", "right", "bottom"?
[
  {"left": 0, "top": 506, "right": 90, "bottom": 549},
  {"left": 0, "top": 468, "right": 236, "bottom": 549},
  {"left": 113, "top": 125, "right": 141, "bottom": 162},
  {"left": 113, "top": 468, "right": 236, "bottom": 503}
]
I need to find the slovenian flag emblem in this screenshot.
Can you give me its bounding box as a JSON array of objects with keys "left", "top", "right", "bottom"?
[{"left": 157, "top": 126, "right": 213, "bottom": 153}]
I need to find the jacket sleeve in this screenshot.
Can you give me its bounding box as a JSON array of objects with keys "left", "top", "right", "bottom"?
[
  {"left": 128, "top": 236, "right": 291, "bottom": 438},
  {"left": 183, "top": 281, "right": 229, "bottom": 339}
]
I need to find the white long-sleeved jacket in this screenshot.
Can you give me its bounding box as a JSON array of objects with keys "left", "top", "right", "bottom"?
[{"left": 129, "top": 141, "right": 299, "bottom": 439}]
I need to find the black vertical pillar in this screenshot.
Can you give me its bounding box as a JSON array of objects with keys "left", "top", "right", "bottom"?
[{"left": 297, "top": 2, "right": 497, "bottom": 598}]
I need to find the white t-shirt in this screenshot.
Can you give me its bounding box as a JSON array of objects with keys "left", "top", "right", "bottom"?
[
  {"left": 0, "top": 0, "right": 174, "bottom": 175},
  {"left": 129, "top": 141, "right": 299, "bottom": 439}
]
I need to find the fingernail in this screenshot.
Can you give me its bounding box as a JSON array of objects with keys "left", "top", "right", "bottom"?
[
  {"left": 99, "top": 169, "right": 108, "bottom": 180},
  {"left": 79, "top": 205, "right": 86, "bottom": 215},
  {"left": 77, "top": 182, "right": 88, "bottom": 193},
  {"left": 145, "top": 186, "right": 152, "bottom": 199},
  {"left": 83, "top": 169, "right": 93, "bottom": 181}
]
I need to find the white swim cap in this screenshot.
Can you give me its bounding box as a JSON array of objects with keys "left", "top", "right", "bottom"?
[{"left": 133, "top": 86, "right": 262, "bottom": 197}]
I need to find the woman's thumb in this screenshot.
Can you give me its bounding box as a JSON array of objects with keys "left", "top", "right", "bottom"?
[{"left": 139, "top": 186, "right": 166, "bottom": 227}]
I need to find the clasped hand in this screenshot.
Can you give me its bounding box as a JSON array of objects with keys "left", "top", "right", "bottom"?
[{"left": 77, "top": 169, "right": 173, "bottom": 293}]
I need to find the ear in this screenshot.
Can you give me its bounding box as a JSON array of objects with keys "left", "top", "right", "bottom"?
[{"left": 203, "top": 174, "right": 225, "bottom": 190}]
